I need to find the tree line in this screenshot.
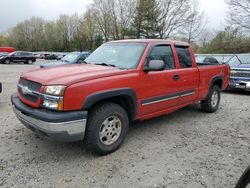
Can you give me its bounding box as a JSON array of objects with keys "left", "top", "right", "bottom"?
[{"left": 0, "top": 0, "right": 249, "bottom": 54}]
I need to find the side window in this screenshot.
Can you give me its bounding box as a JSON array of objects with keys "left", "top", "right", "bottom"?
[
  {"left": 80, "top": 54, "right": 87, "bottom": 60},
  {"left": 148, "top": 45, "right": 175, "bottom": 70},
  {"left": 176, "top": 46, "right": 192, "bottom": 68}
]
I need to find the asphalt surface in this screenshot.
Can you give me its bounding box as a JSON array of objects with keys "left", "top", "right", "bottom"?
[{"left": 0, "top": 60, "right": 249, "bottom": 188}]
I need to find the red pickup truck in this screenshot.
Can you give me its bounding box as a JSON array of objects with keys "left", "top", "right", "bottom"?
[{"left": 11, "top": 39, "right": 230, "bottom": 154}]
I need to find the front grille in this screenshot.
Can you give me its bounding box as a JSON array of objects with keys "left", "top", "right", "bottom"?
[
  {"left": 19, "top": 79, "right": 41, "bottom": 91},
  {"left": 18, "top": 87, "right": 38, "bottom": 102},
  {"left": 19, "top": 78, "right": 42, "bottom": 103},
  {"left": 231, "top": 69, "right": 250, "bottom": 78}
]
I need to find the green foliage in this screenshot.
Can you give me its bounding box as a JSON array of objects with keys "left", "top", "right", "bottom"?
[
  {"left": 132, "top": 0, "right": 160, "bottom": 38},
  {"left": 4, "top": 14, "right": 100, "bottom": 52},
  {"left": 0, "top": 34, "right": 8, "bottom": 46},
  {"left": 199, "top": 27, "right": 250, "bottom": 54}
]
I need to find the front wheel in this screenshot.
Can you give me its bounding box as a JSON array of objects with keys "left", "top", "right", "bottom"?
[
  {"left": 201, "top": 85, "right": 221, "bottom": 113},
  {"left": 4, "top": 59, "right": 10, "bottom": 64},
  {"left": 85, "top": 103, "right": 129, "bottom": 155}
]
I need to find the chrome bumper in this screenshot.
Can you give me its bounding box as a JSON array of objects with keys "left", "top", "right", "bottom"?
[
  {"left": 11, "top": 94, "right": 87, "bottom": 142},
  {"left": 229, "top": 81, "right": 250, "bottom": 91}
]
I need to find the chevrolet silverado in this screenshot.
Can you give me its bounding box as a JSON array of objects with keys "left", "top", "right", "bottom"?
[{"left": 11, "top": 39, "right": 230, "bottom": 154}]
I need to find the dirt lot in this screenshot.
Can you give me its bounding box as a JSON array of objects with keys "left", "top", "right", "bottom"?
[{"left": 0, "top": 61, "right": 249, "bottom": 188}]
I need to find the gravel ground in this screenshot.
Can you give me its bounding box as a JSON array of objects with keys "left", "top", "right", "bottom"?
[{"left": 0, "top": 60, "right": 249, "bottom": 188}]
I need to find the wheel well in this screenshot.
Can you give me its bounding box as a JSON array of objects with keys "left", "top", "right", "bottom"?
[
  {"left": 213, "top": 79, "right": 223, "bottom": 89},
  {"left": 86, "top": 95, "right": 136, "bottom": 121}
]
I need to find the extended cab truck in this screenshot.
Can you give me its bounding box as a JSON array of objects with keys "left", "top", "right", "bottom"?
[{"left": 11, "top": 39, "right": 230, "bottom": 155}]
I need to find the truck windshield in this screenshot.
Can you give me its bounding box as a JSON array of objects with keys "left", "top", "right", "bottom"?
[{"left": 85, "top": 43, "right": 147, "bottom": 69}]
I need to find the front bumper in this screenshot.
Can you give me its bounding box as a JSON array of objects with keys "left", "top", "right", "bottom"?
[
  {"left": 11, "top": 94, "right": 87, "bottom": 142},
  {"left": 229, "top": 78, "right": 250, "bottom": 91}
]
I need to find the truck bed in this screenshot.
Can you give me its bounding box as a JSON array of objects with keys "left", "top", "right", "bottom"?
[{"left": 197, "top": 64, "right": 230, "bottom": 100}]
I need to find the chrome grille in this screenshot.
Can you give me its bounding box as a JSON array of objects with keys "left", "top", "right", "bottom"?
[
  {"left": 231, "top": 69, "right": 250, "bottom": 78},
  {"left": 18, "top": 79, "right": 41, "bottom": 103}
]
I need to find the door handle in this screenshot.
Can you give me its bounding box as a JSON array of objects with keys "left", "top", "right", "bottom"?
[{"left": 173, "top": 75, "right": 180, "bottom": 81}]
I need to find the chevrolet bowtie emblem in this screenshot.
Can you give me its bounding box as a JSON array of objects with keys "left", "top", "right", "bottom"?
[{"left": 21, "top": 86, "right": 32, "bottom": 95}]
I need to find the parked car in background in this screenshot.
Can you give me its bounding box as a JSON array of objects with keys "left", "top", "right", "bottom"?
[
  {"left": 195, "top": 55, "right": 220, "bottom": 64},
  {"left": 45, "top": 54, "right": 58, "bottom": 60},
  {"left": 40, "top": 51, "right": 91, "bottom": 68},
  {"left": 0, "top": 47, "right": 15, "bottom": 53},
  {"left": 0, "top": 51, "right": 36, "bottom": 64},
  {"left": 196, "top": 54, "right": 239, "bottom": 65},
  {"left": 227, "top": 54, "right": 250, "bottom": 91},
  {"left": 56, "top": 53, "right": 68, "bottom": 60}
]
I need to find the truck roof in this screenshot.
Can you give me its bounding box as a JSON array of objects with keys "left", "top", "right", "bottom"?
[{"left": 108, "top": 39, "right": 190, "bottom": 47}]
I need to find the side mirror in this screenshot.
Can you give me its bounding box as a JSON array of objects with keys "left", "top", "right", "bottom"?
[{"left": 144, "top": 60, "right": 165, "bottom": 72}]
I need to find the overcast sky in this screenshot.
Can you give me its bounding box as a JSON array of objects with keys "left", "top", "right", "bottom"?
[{"left": 0, "top": 0, "right": 228, "bottom": 33}]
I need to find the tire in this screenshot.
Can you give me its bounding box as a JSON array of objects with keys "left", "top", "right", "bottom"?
[
  {"left": 85, "top": 102, "right": 129, "bottom": 155},
  {"left": 4, "top": 59, "right": 10, "bottom": 64},
  {"left": 201, "top": 85, "right": 221, "bottom": 113},
  {"left": 235, "top": 166, "right": 250, "bottom": 188},
  {"left": 26, "top": 59, "right": 33, "bottom": 65}
]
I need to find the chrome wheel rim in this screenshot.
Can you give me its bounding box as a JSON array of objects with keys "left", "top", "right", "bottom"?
[
  {"left": 5, "top": 60, "right": 10, "bottom": 64},
  {"left": 211, "top": 91, "right": 219, "bottom": 107},
  {"left": 99, "top": 115, "right": 122, "bottom": 146},
  {"left": 28, "top": 60, "right": 32, "bottom": 64}
]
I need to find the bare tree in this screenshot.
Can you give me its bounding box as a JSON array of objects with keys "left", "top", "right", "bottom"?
[
  {"left": 157, "top": 0, "right": 192, "bottom": 39},
  {"left": 226, "top": 0, "right": 250, "bottom": 30},
  {"left": 92, "top": 0, "right": 113, "bottom": 41},
  {"left": 116, "top": 0, "right": 136, "bottom": 39},
  {"left": 181, "top": 0, "right": 206, "bottom": 43}
]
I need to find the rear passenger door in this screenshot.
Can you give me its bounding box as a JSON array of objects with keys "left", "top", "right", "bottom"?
[
  {"left": 138, "top": 44, "right": 182, "bottom": 116},
  {"left": 175, "top": 46, "right": 199, "bottom": 105}
]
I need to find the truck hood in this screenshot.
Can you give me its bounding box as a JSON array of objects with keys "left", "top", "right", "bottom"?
[{"left": 21, "top": 64, "right": 127, "bottom": 86}]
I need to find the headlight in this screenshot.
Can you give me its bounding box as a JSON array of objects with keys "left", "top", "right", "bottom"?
[
  {"left": 42, "top": 85, "right": 66, "bottom": 111},
  {"left": 44, "top": 85, "right": 66, "bottom": 96}
]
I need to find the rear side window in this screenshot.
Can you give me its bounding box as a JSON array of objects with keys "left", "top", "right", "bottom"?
[
  {"left": 148, "top": 45, "right": 175, "bottom": 70},
  {"left": 176, "top": 46, "right": 192, "bottom": 68},
  {"left": 80, "top": 54, "right": 88, "bottom": 60}
]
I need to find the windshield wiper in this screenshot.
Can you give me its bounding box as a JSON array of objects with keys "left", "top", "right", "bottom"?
[{"left": 94, "top": 63, "right": 116, "bottom": 67}]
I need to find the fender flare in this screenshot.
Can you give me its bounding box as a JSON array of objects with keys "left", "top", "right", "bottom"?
[
  {"left": 82, "top": 88, "right": 138, "bottom": 120},
  {"left": 210, "top": 76, "right": 223, "bottom": 89},
  {"left": 205, "top": 75, "right": 223, "bottom": 99}
]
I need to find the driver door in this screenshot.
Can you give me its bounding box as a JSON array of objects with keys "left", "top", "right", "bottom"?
[{"left": 138, "top": 44, "right": 182, "bottom": 116}]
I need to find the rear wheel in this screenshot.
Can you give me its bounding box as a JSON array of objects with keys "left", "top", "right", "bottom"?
[
  {"left": 201, "top": 85, "right": 221, "bottom": 113},
  {"left": 26, "top": 59, "right": 33, "bottom": 64},
  {"left": 4, "top": 59, "right": 10, "bottom": 64},
  {"left": 85, "top": 103, "right": 129, "bottom": 155}
]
